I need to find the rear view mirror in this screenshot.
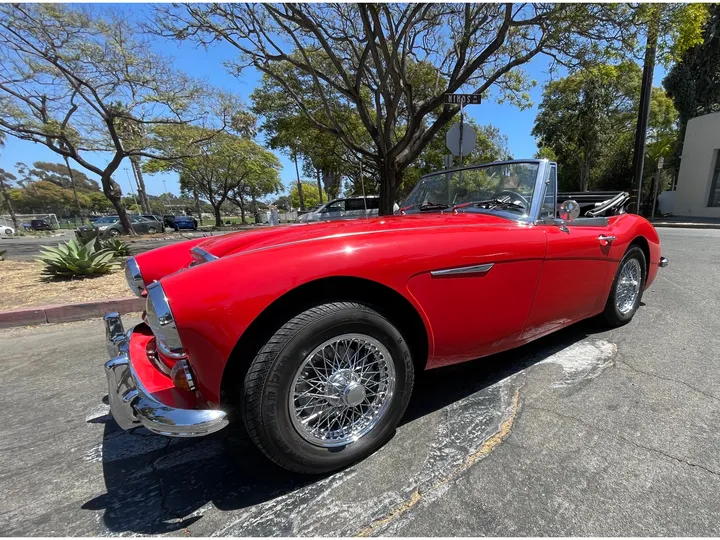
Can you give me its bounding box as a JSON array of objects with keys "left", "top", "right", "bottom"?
[{"left": 559, "top": 200, "right": 580, "bottom": 222}]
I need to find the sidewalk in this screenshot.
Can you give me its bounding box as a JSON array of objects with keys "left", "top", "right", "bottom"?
[{"left": 651, "top": 216, "right": 720, "bottom": 229}]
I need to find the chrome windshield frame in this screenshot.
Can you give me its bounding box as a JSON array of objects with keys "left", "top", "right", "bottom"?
[{"left": 412, "top": 159, "right": 552, "bottom": 224}]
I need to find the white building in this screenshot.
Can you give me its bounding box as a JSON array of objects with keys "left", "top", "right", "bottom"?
[{"left": 674, "top": 111, "right": 720, "bottom": 218}]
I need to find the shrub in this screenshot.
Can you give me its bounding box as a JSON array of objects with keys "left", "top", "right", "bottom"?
[
  {"left": 102, "top": 238, "right": 131, "bottom": 258},
  {"left": 38, "top": 237, "right": 116, "bottom": 277}
]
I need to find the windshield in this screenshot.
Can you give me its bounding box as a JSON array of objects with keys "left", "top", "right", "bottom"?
[
  {"left": 94, "top": 217, "right": 119, "bottom": 224},
  {"left": 402, "top": 161, "right": 540, "bottom": 217}
]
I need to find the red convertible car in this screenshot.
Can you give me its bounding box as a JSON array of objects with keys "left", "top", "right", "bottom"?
[{"left": 104, "top": 159, "right": 667, "bottom": 473}]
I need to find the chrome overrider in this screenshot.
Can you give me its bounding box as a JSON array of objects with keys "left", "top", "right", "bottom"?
[{"left": 103, "top": 312, "right": 229, "bottom": 437}]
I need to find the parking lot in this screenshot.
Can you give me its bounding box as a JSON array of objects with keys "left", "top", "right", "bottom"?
[{"left": 1, "top": 227, "right": 719, "bottom": 536}]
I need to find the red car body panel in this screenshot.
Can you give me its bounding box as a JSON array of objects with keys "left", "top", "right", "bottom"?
[{"left": 133, "top": 211, "right": 661, "bottom": 406}]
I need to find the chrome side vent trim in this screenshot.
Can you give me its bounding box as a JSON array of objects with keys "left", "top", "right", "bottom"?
[{"left": 430, "top": 263, "right": 494, "bottom": 277}]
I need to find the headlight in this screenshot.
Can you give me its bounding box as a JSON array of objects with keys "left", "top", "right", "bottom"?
[
  {"left": 98, "top": 226, "right": 108, "bottom": 231},
  {"left": 145, "top": 281, "right": 186, "bottom": 358},
  {"left": 124, "top": 257, "right": 145, "bottom": 297}
]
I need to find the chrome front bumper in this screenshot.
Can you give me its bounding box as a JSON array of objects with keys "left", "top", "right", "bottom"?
[{"left": 103, "top": 312, "right": 229, "bottom": 437}]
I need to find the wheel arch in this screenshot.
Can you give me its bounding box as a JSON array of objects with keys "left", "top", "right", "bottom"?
[
  {"left": 629, "top": 235, "right": 650, "bottom": 276},
  {"left": 220, "top": 276, "right": 430, "bottom": 404}
]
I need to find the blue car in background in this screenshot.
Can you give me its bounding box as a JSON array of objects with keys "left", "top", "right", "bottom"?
[{"left": 173, "top": 215, "right": 198, "bottom": 231}]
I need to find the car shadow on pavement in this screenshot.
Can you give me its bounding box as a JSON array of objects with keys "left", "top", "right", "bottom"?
[{"left": 83, "top": 317, "right": 608, "bottom": 535}]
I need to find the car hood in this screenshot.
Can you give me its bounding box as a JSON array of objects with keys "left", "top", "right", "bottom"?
[{"left": 195, "top": 212, "right": 517, "bottom": 259}]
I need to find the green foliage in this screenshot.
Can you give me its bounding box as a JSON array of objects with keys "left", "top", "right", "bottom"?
[
  {"left": 664, "top": 4, "right": 720, "bottom": 142},
  {"left": 290, "top": 181, "right": 327, "bottom": 209},
  {"left": 533, "top": 62, "right": 679, "bottom": 192},
  {"left": 37, "top": 237, "right": 116, "bottom": 277},
  {"left": 146, "top": 125, "right": 282, "bottom": 226},
  {"left": 158, "top": 3, "right": 642, "bottom": 214},
  {"left": 102, "top": 238, "right": 131, "bottom": 258}
]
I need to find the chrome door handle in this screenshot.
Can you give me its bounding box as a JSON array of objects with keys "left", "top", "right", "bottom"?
[{"left": 598, "top": 235, "right": 616, "bottom": 244}]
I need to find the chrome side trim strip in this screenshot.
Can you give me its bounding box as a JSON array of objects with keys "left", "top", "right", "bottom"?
[{"left": 431, "top": 263, "right": 494, "bottom": 277}]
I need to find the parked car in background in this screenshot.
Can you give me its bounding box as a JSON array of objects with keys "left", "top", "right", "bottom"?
[
  {"left": 298, "top": 196, "right": 399, "bottom": 222},
  {"left": 172, "top": 215, "right": 198, "bottom": 231},
  {"left": 141, "top": 215, "right": 166, "bottom": 233},
  {"left": 84, "top": 215, "right": 162, "bottom": 238},
  {"left": 30, "top": 219, "right": 53, "bottom": 231},
  {"left": 102, "top": 159, "right": 667, "bottom": 474},
  {"left": 1, "top": 225, "right": 15, "bottom": 236},
  {"left": 163, "top": 215, "right": 176, "bottom": 229}
]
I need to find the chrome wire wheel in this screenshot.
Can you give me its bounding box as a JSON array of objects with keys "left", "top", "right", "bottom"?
[
  {"left": 289, "top": 333, "right": 396, "bottom": 448},
  {"left": 616, "top": 257, "right": 642, "bottom": 314}
]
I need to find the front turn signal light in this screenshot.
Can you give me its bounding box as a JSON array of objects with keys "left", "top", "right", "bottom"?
[{"left": 170, "top": 359, "right": 196, "bottom": 392}]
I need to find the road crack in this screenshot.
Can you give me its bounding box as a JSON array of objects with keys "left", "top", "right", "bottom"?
[
  {"left": 355, "top": 387, "right": 522, "bottom": 537},
  {"left": 616, "top": 360, "right": 720, "bottom": 403},
  {"left": 528, "top": 406, "right": 720, "bottom": 478}
]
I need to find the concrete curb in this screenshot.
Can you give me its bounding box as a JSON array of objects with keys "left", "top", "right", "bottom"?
[
  {"left": 653, "top": 222, "right": 720, "bottom": 230},
  {"left": 0, "top": 296, "right": 144, "bottom": 329}
]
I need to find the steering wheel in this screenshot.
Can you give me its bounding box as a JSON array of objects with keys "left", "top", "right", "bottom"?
[{"left": 494, "top": 190, "right": 530, "bottom": 210}]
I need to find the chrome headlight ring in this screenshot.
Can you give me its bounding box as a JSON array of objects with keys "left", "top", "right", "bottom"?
[
  {"left": 145, "top": 281, "right": 186, "bottom": 359},
  {"left": 124, "top": 257, "right": 145, "bottom": 297}
]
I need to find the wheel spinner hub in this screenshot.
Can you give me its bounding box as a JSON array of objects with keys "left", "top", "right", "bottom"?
[{"left": 289, "top": 334, "right": 396, "bottom": 448}]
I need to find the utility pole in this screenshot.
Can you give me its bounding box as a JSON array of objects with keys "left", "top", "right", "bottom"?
[
  {"left": 123, "top": 167, "right": 140, "bottom": 213},
  {"left": 631, "top": 7, "right": 661, "bottom": 214}
]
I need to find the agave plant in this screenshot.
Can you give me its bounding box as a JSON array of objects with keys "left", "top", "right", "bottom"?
[
  {"left": 102, "top": 238, "right": 131, "bottom": 258},
  {"left": 38, "top": 237, "right": 116, "bottom": 277}
]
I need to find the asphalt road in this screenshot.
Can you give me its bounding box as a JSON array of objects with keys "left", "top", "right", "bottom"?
[
  {"left": 1, "top": 227, "right": 719, "bottom": 536},
  {"left": 0, "top": 230, "right": 221, "bottom": 261}
]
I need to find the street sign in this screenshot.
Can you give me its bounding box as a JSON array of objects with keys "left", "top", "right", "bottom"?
[
  {"left": 444, "top": 93, "right": 481, "bottom": 105},
  {"left": 657, "top": 156, "right": 664, "bottom": 170},
  {"left": 446, "top": 122, "right": 476, "bottom": 157}
]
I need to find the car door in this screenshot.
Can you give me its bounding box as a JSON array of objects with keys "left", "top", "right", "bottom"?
[
  {"left": 130, "top": 216, "right": 149, "bottom": 234},
  {"left": 523, "top": 167, "right": 616, "bottom": 340},
  {"left": 320, "top": 200, "right": 346, "bottom": 220}
]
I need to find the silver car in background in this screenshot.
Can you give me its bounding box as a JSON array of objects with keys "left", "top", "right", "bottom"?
[{"left": 298, "top": 196, "right": 398, "bottom": 222}]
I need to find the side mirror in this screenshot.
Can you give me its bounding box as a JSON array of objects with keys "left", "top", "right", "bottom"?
[{"left": 559, "top": 200, "right": 580, "bottom": 222}]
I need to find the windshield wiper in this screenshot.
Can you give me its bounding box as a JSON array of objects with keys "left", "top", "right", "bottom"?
[{"left": 419, "top": 201, "right": 451, "bottom": 211}]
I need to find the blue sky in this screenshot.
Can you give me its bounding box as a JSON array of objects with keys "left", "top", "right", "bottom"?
[{"left": 0, "top": 4, "right": 668, "bottom": 199}]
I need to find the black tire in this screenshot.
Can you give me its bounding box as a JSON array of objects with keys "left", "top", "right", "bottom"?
[
  {"left": 108, "top": 228, "right": 120, "bottom": 237},
  {"left": 147, "top": 227, "right": 157, "bottom": 234},
  {"left": 603, "top": 245, "right": 646, "bottom": 327},
  {"left": 240, "top": 302, "right": 415, "bottom": 474}
]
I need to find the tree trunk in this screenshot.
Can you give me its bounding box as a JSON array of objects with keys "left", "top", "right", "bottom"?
[
  {"left": 316, "top": 168, "right": 323, "bottom": 204},
  {"left": 378, "top": 162, "right": 400, "bottom": 216},
  {"left": 103, "top": 177, "right": 133, "bottom": 235},
  {"left": 239, "top": 193, "right": 246, "bottom": 224},
  {"left": 293, "top": 153, "right": 305, "bottom": 210},
  {"left": 130, "top": 157, "right": 151, "bottom": 214},
  {"left": 251, "top": 193, "right": 260, "bottom": 223},
  {"left": 213, "top": 204, "right": 222, "bottom": 227},
  {"left": 63, "top": 155, "right": 83, "bottom": 222},
  {"left": 192, "top": 186, "right": 203, "bottom": 226},
  {"left": 0, "top": 176, "right": 18, "bottom": 229}
]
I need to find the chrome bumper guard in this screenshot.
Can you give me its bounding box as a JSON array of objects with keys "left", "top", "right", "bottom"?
[
  {"left": 103, "top": 312, "right": 229, "bottom": 437},
  {"left": 659, "top": 256, "right": 669, "bottom": 268}
]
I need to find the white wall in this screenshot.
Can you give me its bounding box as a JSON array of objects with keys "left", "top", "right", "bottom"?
[{"left": 674, "top": 111, "right": 720, "bottom": 218}]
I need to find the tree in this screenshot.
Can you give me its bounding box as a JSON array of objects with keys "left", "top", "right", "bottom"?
[
  {"left": 155, "top": 3, "right": 641, "bottom": 215},
  {"left": 533, "top": 62, "right": 678, "bottom": 192},
  {"left": 664, "top": 4, "right": 720, "bottom": 158},
  {"left": 0, "top": 4, "right": 230, "bottom": 234},
  {"left": 272, "top": 195, "right": 292, "bottom": 212},
  {"left": 145, "top": 127, "right": 282, "bottom": 226},
  {"left": 290, "top": 181, "right": 326, "bottom": 209},
  {"left": 0, "top": 168, "right": 19, "bottom": 228}
]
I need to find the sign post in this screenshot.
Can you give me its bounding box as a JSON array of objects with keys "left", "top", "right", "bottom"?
[
  {"left": 651, "top": 156, "right": 664, "bottom": 221},
  {"left": 444, "top": 93, "right": 481, "bottom": 189}
]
